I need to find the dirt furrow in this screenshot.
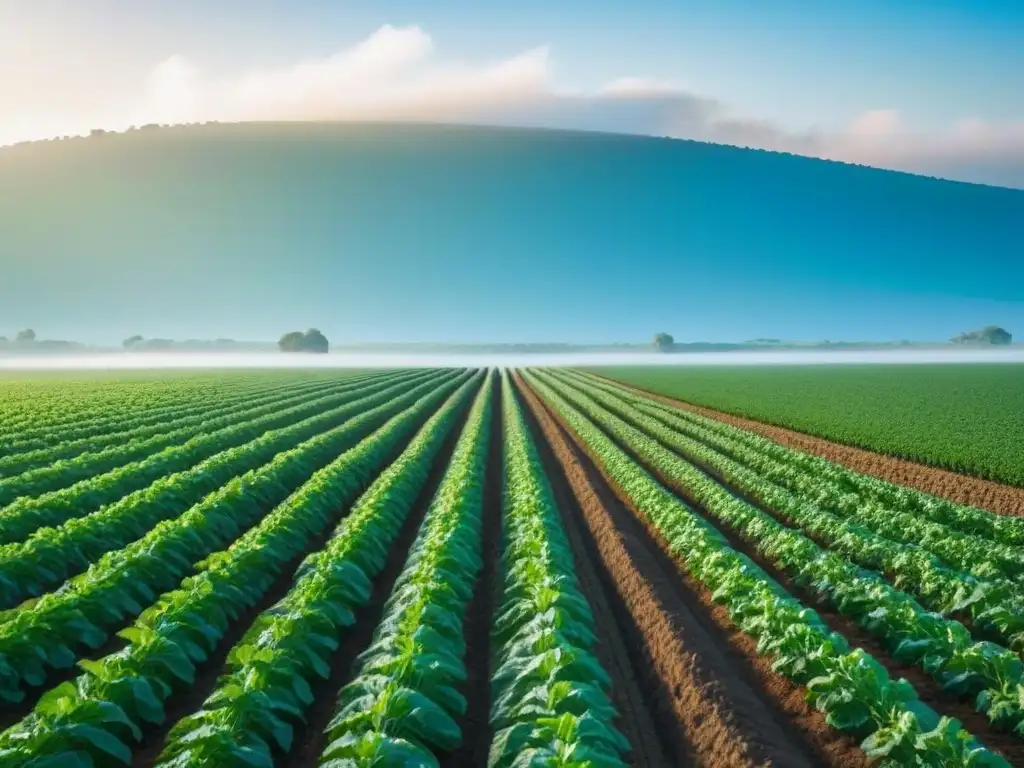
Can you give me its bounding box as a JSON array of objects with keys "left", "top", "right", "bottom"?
[
  {"left": 284, "top": 397, "right": 474, "bottom": 768},
  {"left": 591, "top": 374, "right": 1024, "bottom": 517},
  {"left": 517, "top": 373, "right": 864, "bottom": 768},
  {"left": 440, "top": 377, "right": 503, "bottom": 767},
  {"left": 592, "top": 403, "right": 1024, "bottom": 765}
]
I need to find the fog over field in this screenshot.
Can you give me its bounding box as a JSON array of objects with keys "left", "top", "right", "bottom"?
[{"left": 1, "top": 349, "right": 1023, "bottom": 371}]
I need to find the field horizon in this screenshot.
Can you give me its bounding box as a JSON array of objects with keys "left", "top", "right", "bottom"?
[{"left": 2, "top": 347, "right": 1024, "bottom": 372}]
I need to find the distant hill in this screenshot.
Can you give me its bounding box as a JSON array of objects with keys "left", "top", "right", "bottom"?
[{"left": 1, "top": 122, "right": 1021, "bottom": 344}]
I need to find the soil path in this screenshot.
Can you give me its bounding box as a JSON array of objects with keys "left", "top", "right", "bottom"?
[
  {"left": 590, "top": 374, "right": 1024, "bottom": 517},
  {"left": 516, "top": 373, "right": 867, "bottom": 768}
]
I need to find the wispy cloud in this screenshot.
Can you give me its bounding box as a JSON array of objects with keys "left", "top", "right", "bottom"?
[
  {"left": 139, "top": 26, "right": 551, "bottom": 125},
  {"left": 22, "top": 25, "right": 1024, "bottom": 188}
]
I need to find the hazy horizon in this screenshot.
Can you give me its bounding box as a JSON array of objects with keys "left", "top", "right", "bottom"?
[{"left": 3, "top": 347, "right": 1023, "bottom": 372}]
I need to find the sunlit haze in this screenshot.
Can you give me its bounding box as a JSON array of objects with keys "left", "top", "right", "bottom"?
[{"left": 2, "top": 349, "right": 1023, "bottom": 371}]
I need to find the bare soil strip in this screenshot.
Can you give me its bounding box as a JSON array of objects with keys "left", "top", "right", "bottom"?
[
  {"left": 595, "top": 402, "right": 1024, "bottom": 765},
  {"left": 592, "top": 374, "right": 1024, "bottom": 517},
  {"left": 440, "top": 379, "right": 503, "bottom": 767},
  {"left": 516, "top": 373, "right": 865, "bottom": 768},
  {"left": 284, "top": 398, "right": 475, "bottom": 768}
]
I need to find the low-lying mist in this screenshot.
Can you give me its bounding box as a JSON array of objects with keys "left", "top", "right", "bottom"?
[{"left": 1, "top": 349, "right": 1022, "bottom": 371}]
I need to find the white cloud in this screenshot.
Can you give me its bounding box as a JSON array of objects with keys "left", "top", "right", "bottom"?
[
  {"left": 137, "top": 25, "right": 551, "bottom": 125},
  {"left": 599, "top": 77, "right": 686, "bottom": 97},
  {"left": 9, "top": 24, "right": 1024, "bottom": 188},
  {"left": 849, "top": 109, "right": 901, "bottom": 137},
  {"left": 143, "top": 55, "right": 202, "bottom": 123},
  {"left": 816, "top": 110, "right": 1024, "bottom": 185}
]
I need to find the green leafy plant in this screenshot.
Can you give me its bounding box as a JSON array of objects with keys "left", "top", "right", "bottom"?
[
  {"left": 524, "top": 369, "right": 1010, "bottom": 767},
  {"left": 550, "top": 369, "right": 1024, "bottom": 734},
  {"left": 487, "top": 373, "right": 630, "bottom": 768},
  {"left": 0, "top": 371, "right": 469, "bottom": 729},
  {"left": 0, "top": 369, "right": 433, "bottom": 518},
  {"left": 152, "top": 373, "right": 488, "bottom": 767}
]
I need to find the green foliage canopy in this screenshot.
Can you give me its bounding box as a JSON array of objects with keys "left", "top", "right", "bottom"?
[
  {"left": 279, "top": 329, "right": 329, "bottom": 353},
  {"left": 652, "top": 333, "right": 674, "bottom": 352}
]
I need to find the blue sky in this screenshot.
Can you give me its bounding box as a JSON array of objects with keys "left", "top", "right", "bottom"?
[{"left": 2, "top": 0, "right": 1022, "bottom": 186}]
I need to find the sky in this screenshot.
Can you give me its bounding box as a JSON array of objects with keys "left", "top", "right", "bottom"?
[{"left": 1, "top": 0, "right": 1023, "bottom": 187}]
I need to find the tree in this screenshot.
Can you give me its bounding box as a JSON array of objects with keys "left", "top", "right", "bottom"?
[
  {"left": 278, "top": 331, "right": 306, "bottom": 352},
  {"left": 15, "top": 329, "right": 36, "bottom": 343},
  {"left": 303, "top": 328, "right": 329, "bottom": 354},
  {"left": 123, "top": 335, "right": 144, "bottom": 349},
  {"left": 950, "top": 326, "right": 1012, "bottom": 346},
  {"left": 279, "top": 329, "right": 330, "bottom": 353},
  {"left": 652, "top": 333, "right": 674, "bottom": 352}
]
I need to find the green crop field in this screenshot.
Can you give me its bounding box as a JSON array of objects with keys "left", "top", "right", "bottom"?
[
  {"left": 586, "top": 363, "right": 1024, "bottom": 486},
  {"left": 0, "top": 367, "right": 1020, "bottom": 767}
]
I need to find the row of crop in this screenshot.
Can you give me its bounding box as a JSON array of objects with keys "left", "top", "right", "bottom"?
[
  {"left": 0, "top": 373, "right": 481, "bottom": 766},
  {"left": 489, "top": 373, "right": 630, "bottom": 768},
  {"left": 0, "top": 374, "right": 380, "bottom": 478},
  {"left": 0, "top": 373, "right": 359, "bottom": 457},
  {"left": 570, "top": 371, "right": 1024, "bottom": 583},
  {"left": 579, "top": 371, "right": 1024, "bottom": 548},
  {"left": 0, "top": 371, "right": 468, "bottom": 704},
  {"left": 0, "top": 372, "right": 342, "bottom": 449},
  {"left": 0, "top": 370, "right": 457, "bottom": 613},
  {"left": 523, "top": 370, "right": 1009, "bottom": 766},
  {"left": 0, "top": 375, "right": 270, "bottom": 440},
  {"left": 0, "top": 369, "right": 434, "bottom": 550},
  {"left": 565, "top": 376, "right": 1024, "bottom": 696},
  {"left": 537, "top": 371, "right": 1024, "bottom": 737},
  {"left": 585, "top": 366, "right": 1024, "bottom": 487},
  {"left": 151, "top": 371, "right": 491, "bottom": 766},
  {"left": 307, "top": 371, "right": 494, "bottom": 767},
  {"left": 566, "top": 373, "right": 1024, "bottom": 631},
  {"left": 0, "top": 369, "right": 427, "bottom": 510},
  {"left": 566, "top": 371, "right": 1024, "bottom": 590}
]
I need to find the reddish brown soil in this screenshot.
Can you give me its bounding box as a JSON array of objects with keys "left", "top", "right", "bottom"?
[
  {"left": 440, "top": 378, "right": 503, "bottom": 767},
  {"left": 594, "top": 375, "right": 1024, "bottom": 518},
  {"left": 516, "top": 373, "right": 867, "bottom": 768},
  {"left": 284, "top": 394, "right": 476, "bottom": 768},
  {"left": 603, "top": 416, "right": 1024, "bottom": 765}
]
